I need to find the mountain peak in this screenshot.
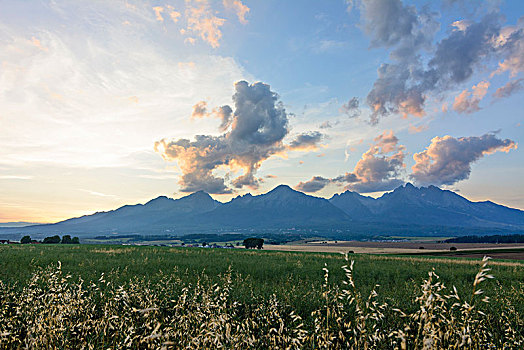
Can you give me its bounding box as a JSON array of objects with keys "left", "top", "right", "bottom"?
[
  {"left": 146, "top": 195, "right": 173, "bottom": 204},
  {"left": 271, "top": 184, "right": 294, "bottom": 192},
  {"left": 264, "top": 184, "right": 305, "bottom": 198},
  {"left": 186, "top": 190, "right": 212, "bottom": 199}
]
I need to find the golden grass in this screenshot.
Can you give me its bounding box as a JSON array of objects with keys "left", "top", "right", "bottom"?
[
  {"left": 366, "top": 254, "right": 524, "bottom": 267},
  {"left": 0, "top": 256, "right": 522, "bottom": 349},
  {"left": 91, "top": 248, "right": 136, "bottom": 254}
]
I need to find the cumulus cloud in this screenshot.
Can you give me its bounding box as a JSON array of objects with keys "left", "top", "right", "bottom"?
[
  {"left": 295, "top": 176, "right": 330, "bottom": 193},
  {"left": 156, "top": 81, "right": 322, "bottom": 194},
  {"left": 296, "top": 131, "right": 406, "bottom": 193},
  {"left": 493, "top": 78, "right": 524, "bottom": 99},
  {"left": 359, "top": 3, "right": 524, "bottom": 123},
  {"left": 334, "top": 130, "right": 406, "bottom": 192},
  {"left": 411, "top": 133, "right": 517, "bottom": 186},
  {"left": 287, "top": 131, "right": 324, "bottom": 151},
  {"left": 223, "top": 0, "right": 249, "bottom": 24},
  {"left": 452, "top": 81, "right": 490, "bottom": 114},
  {"left": 360, "top": 0, "right": 418, "bottom": 48},
  {"left": 340, "top": 97, "right": 361, "bottom": 118}
]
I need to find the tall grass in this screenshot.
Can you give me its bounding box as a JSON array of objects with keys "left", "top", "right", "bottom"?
[{"left": 0, "top": 255, "right": 522, "bottom": 349}]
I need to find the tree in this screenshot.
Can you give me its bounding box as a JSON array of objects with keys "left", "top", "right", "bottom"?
[
  {"left": 243, "top": 238, "right": 264, "bottom": 249},
  {"left": 20, "top": 236, "right": 32, "bottom": 244},
  {"left": 72, "top": 237, "right": 80, "bottom": 244},
  {"left": 61, "top": 235, "right": 73, "bottom": 244},
  {"left": 43, "top": 235, "right": 61, "bottom": 244}
]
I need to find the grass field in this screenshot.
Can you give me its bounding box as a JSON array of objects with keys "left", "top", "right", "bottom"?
[{"left": 0, "top": 244, "right": 522, "bottom": 348}]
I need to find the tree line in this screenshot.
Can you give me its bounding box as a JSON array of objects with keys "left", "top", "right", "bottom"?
[
  {"left": 445, "top": 234, "right": 524, "bottom": 244},
  {"left": 21, "top": 235, "right": 80, "bottom": 244}
]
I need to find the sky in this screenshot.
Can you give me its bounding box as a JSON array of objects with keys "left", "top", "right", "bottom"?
[{"left": 1, "top": 0, "right": 523, "bottom": 223}]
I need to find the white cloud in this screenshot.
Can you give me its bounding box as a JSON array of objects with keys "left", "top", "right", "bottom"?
[{"left": 0, "top": 1, "right": 250, "bottom": 170}]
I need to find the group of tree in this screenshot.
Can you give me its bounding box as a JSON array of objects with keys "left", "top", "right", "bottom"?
[
  {"left": 445, "top": 234, "right": 524, "bottom": 244},
  {"left": 243, "top": 237, "right": 264, "bottom": 249},
  {"left": 21, "top": 235, "right": 80, "bottom": 244}
]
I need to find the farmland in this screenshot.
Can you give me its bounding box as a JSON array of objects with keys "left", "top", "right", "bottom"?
[
  {"left": 0, "top": 244, "right": 523, "bottom": 348},
  {"left": 264, "top": 240, "right": 524, "bottom": 258}
]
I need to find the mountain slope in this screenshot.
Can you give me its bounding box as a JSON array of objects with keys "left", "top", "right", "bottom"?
[
  {"left": 10, "top": 191, "right": 222, "bottom": 235},
  {"left": 200, "top": 185, "right": 350, "bottom": 228},
  {"left": 329, "top": 183, "right": 524, "bottom": 228},
  {"left": 1, "top": 183, "right": 523, "bottom": 238}
]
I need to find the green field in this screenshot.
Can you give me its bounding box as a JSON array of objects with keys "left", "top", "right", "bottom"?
[{"left": 0, "top": 245, "right": 523, "bottom": 348}]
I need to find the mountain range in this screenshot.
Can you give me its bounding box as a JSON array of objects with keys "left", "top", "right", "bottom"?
[{"left": 1, "top": 184, "right": 523, "bottom": 239}]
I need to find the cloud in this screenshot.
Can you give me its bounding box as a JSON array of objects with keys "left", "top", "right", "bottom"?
[
  {"left": 0, "top": 175, "right": 33, "bottom": 180},
  {"left": 452, "top": 81, "right": 490, "bottom": 114},
  {"left": 156, "top": 81, "right": 320, "bottom": 194},
  {"left": 451, "top": 19, "right": 472, "bottom": 32},
  {"left": 191, "top": 101, "right": 208, "bottom": 118},
  {"left": 31, "top": 36, "right": 48, "bottom": 51},
  {"left": 411, "top": 133, "right": 517, "bottom": 186},
  {"left": 493, "top": 78, "right": 524, "bottom": 99},
  {"left": 214, "top": 105, "right": 234, "bottom": 131},
  {"left": 296, "top": 131, "right": 406, "bottom": 193},
  {"left": 295, "top": 176, "right": 330, "bottom": 193},
  {"left": 408, "top": 124, "right": 428, "bottom": 134},
  {"left": 334, "top": 130, "right": 406, "bottom": 192},
  {"left": 319, "top": 121, "right": 332, "bottom": 129},
  {"left": 492, "top": 17, "right": 524, "bottom": 77},
  {"left": 313, "top": 39, "right": 347, "bottom": 53},
  {"left": 340, "top": 97, "right": 360, "bottom": 118},
  {"left": 79, "top": 189, "right": 117, "bottom": 198},
  {"left": 287, "top": 131, "right": 324, "bottom": 151},
  {"left": 223, "top": 0, "right": 249, "bottom": 24},
  {"left": 360, "top": 5, "right": 524, "bottom": 123},
  {"left": 0, "top": 4, "right": 249, "bottom": 170},
  {"left": 166, "top": 5, "right": 181, "bottom": 23},
  {"left": 359, "top": 0, "right": 419, "bottom": 48},
  {"left": 190, "top": 102, "right": 233, "bottom": 131},
  {"left": 152, "top": 6, "right": 164, "bottom": 22},
  {"left": 185, "top": 0, "right": 226, "bottom": 48},
  {"left": 429, "top": 14, "right": 500, "bottom": 85}
]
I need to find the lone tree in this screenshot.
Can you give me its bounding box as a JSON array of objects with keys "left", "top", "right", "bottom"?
[
  {"left": 72, "top": 237, "right": 80, "bottom": 244},
  {"left": 20, "top": 236, "right": 32, "bottom": 244},
  {"left": 243, "top": 237, "right": 264, "bottom": 249}
]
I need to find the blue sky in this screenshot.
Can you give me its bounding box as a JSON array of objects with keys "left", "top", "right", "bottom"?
[{"left": 0, "top": 0, "right": 523, "bottom": 222}]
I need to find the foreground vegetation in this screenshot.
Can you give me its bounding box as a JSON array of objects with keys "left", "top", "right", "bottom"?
[{"left": 0, "top": 245, "right": 522, "bottom": 348}]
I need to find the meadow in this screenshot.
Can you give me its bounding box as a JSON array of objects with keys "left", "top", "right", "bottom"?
[{"left": 0, "top": 244, "right": 522, "bottom": 348}]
